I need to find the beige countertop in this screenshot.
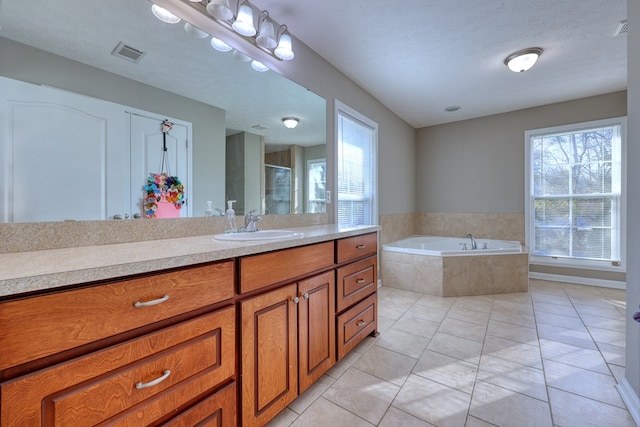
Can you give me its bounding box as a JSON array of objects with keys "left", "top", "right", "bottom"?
[{"left": 0, "top": 224, "right": 379, "bottom": 298}]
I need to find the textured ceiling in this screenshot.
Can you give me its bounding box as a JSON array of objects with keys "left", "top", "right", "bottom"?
[
  {"left": 0, "top": 0, "right": 627, "bottom": 131},
  {"left": 254, "top": 0, "right": 627, "bottom": 127},
  {"left": 0, "top": 0, "right": 326, "bottom": 148}
]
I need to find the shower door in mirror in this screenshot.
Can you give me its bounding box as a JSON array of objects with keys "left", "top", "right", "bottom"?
[
  {"left": 265, "top": 165, "right": 292, "bottom": 215},
  {"left": 0, "top": 76, "right": 127, "bottom": 222}
]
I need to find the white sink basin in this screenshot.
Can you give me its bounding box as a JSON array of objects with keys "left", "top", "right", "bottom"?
[{"left": 213, "top": 229, "right": 304, "bottom": 241}]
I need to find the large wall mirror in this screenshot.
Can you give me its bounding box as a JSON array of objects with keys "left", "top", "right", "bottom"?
[{"left": 0, "top": 0, "right": 326, "bottom": 223}]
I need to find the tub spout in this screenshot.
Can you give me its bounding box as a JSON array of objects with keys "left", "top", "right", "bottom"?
[{"left": 467, "top": 234, "right": 477, "bottom": 250}]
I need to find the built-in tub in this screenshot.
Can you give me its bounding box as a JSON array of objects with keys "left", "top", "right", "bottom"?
[{"left": 381, "top": 235, "right": 528, "bottom": 297}]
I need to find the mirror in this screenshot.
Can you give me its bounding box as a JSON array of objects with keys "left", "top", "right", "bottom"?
[{"left": 0, "top": 0, "right": 326, "bottom": 222}]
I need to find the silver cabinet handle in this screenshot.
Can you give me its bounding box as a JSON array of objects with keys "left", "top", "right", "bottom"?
[
  {"left": 134, "top": 294, "right": 169, "bottom": 308},
  {"left": 356, "top": 244, "right": 366, "bottom": 249},
  {"left": 133, "top": 213, "right": 142, "bottom": 219},
  {"left": 113, "top": 214, "right": 123, "bottom": 220},
  {"left": 292, "top": 296, "right": 299, "bottom": 304},
  {"left": 135, "top": 370, "right": 171, "bottom": 389},
  {"left": 303, "top": 292, "right": 309, "bottom": 300},
  {"left": 356, "top": 319, "right": 366, "bottom": 326},
  {"left": 356, "top": 278, "right": 366, "bottom": 284}
]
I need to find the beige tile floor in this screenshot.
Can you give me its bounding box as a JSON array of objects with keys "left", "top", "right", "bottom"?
[{"left": 266, "top": 279, "right": 636, "bottom": 427}]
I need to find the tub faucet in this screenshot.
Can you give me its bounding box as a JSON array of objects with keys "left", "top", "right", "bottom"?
[
  {"left": 467, "top": 233, "right": 477, "bottom": 250},
  {"left": 243, "top": 210, "right": 262, "bottom": 232}
]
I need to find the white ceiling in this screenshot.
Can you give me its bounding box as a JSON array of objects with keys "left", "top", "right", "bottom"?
[
  {"left": 0, "top": 0, "right": 627, "bottom": 131},
  {"left": 0, "top": 0, "right": 326, "bottom": 148},
  {"left": 254, "top": 0, "right": 627, "bottom": 128}
]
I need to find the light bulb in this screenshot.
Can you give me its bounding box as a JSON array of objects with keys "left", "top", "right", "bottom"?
[
  {"left": 151, "top": 5, "right": 181, "bottom": 24},
  {"left": 211, "top": 37, "right": 233, "bottom": 52},
  {"left": 274, "top": 32, "right": 294, "bottom": 60},
  {"left": 232, "top": 2, "right": 256, "bottom": 36}
]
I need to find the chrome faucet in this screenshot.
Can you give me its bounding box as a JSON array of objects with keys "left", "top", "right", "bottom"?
[
  {"left": 467, "top": 233, "right": 477, "bottom": 250},
  {"left": 243, "top": 210, "right": 262, "bottom": 232}
]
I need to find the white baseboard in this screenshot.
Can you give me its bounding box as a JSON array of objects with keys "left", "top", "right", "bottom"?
[
  {"left": 617, "top": 378, "right": 640, "bottom": 426},
  {"left": 529, "top": 272, "right": 626, "bottom": 289}
]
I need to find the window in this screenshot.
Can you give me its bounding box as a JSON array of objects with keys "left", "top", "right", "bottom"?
[
  {"left": 335, "top": 101, "right": 377, "bottom": 227},
  {"left": 525, "top": 117, "right": 626, "bottom": 270},
  {"left": 306, "top": 159, "right": 326, "bottom": 213}
]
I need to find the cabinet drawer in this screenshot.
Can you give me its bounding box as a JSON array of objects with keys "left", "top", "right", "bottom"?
[
  {"left": 239, "top": 242, "right": 334, "bottom": 293},
  {"left": 336, "top": 293, "right": 377, "bottom": 360},
  {"left": 0, "top": 261, "right": 234, "bottom": 370},
  {"left": 336, "top": 256, "right": 377, "bottom": 313},
  {"left": 336, "top": 233, "right": 378, "bottom": 264},
  {"left": 1, "top": 307, "right": 235, "bottom": 427},
  {"left": 161, "top": 381, "right": 236, "bottom": 427}
]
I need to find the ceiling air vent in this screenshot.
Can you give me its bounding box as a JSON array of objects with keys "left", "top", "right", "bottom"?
[
  {"left": 111, "top": 42, "right": 146, "bottom": 63},
  {"left": 614, "top": 20, "right": 628, "bottom": 36}
]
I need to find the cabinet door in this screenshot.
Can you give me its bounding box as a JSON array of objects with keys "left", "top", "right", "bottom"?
[
  {"left": 240, "top": 284, "right": 298, "bottom": 427},
  {"left": 298, "top": 271, "right": 335, "bottom": 394}
]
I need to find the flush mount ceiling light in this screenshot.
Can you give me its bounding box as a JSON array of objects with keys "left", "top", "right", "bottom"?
[
  {"left": 504, "top": 47, "right": 543, "bottom": 72},
  {"left": 282, "top": 117, "right": 299, "bottom": 129}
]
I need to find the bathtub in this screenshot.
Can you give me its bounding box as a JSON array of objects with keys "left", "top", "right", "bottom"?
[
  {"left": 383, "top": 235, "right": 523, "bottom": 257},
  {"left": 381, "top": 235, "right": 528, "bottom": 297}
]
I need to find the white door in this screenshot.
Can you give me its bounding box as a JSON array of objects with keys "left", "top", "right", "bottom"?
[
  {"left": 0, "top": 76, "right": 127, "bottom": 222},
  {"left": 129, "top": 113, "right": 190, "bottom": 218}
]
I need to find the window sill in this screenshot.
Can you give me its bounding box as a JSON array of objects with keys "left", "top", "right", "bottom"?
[{"left": 529, "top": 255, "right": 625, "bottom": 273}]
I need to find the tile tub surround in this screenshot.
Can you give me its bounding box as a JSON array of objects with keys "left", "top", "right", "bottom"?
[
  {"left": 378, "top": 212, "right": 525, "bottom": 251},
  {"left": 381, "top": 250, "right": 529, "bottom": 297},
  {"left": 415, "top": 212, "right": 525, "bottom": 243}
]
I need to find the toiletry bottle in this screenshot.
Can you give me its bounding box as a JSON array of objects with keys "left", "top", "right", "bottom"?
[
  {"left": 204, "top": 201, "right": 214, "bottom": 217},
  {"left": 226, "top": 200, "right": 237, "bottom": 232}
]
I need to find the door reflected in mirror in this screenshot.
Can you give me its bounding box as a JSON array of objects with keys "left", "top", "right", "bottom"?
[{"left": 0, "top": 0, "right": 326, "bottom": 223}]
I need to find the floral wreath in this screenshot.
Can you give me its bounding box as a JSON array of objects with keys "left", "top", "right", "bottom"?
[
  {"left": 143, "top": 119, "right": 184, "bottom": 218},
  {"left": 144, "top": 173, "right": 185, "bottom": 218}
]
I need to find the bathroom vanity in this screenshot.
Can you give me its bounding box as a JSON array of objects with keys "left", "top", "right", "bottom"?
[{"left": 0, "top": 225, "right": 378, "bottom": 426}]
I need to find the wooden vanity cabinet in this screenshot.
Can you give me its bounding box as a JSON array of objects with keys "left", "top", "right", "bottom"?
[
  {"left": 335, "top": 233, "right": 379, "bottom": 360},
  {"left": 239, "top": 244, "right": 336, "bottom": 427},
  {"left": 0, "top": 261, "right": 236, "bottom": 427},
  {"left": 239, "top": 272, "right": 336, "bottom": 427}
]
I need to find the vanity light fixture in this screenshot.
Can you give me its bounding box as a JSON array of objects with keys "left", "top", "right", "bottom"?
[
  {"left": 251, "top": 59, "right": 270, "bottom": 72},
  {"left": 207, "top": 0, "right": 234, "bottom": 21},
  {"left": 256, "top": 11, "right": 277, "bottom": 49},
  {"left": 211, "top": 36, "right": 233, "bottom": 52},
  {"left": 232, "top": 1, "right": 256, "bottom": 36},
  {"left": 151, "top": 4, "right": 181, "bottom": 24},
  {"left": 274, "top": 26, "right": 294, "bottom": 60},
  {"left": 282, "top": 117, "right": 299, "bottom": 129},
  {"left": 504, "top": 47, "right": 543, "bottom": 72},
  {"left": 184, "top": 22, "right": 208, "bottom": 38}
]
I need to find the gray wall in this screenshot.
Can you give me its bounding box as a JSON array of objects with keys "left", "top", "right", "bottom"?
[
  {"left": 261, "top": 34, "right": 417, "bottom": 219},
  {"left": 626, "top": 0, "right": 640, "bottom": 402},
  {"left": 0, "top": 37, "right": 227, "bottom": 216},
  {"left": 415, "top": 92, "right": 627, "bottom": 213}
]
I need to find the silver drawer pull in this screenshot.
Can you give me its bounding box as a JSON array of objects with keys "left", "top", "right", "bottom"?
[
  {"left": 356, "top": 244, "right": 366, "bottom": 249},
  {"left": 134, "top": 294, "right": 169, "bottom": 308},
  {"left": 136, "top": 370, "right": 171, "bottom": 390},
  {"left": 356, "top": 319, "right": 366, "bottom": 326},
  {"left": 303, "top": 292, "right": 310, "bottom": 300},
  {"left": 356, "top": 278, "right": 366, "bottom": 284},
  {"left": 292, "top": 296, "right": 300, "bottom": 304}
]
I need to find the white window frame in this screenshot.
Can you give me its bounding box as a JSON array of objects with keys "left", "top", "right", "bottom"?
[
  {"left": 334, "top": 100, "right": 378, "bottom": 227},
  {"left": 524, "top": 117, "right": 627, "bottom": 272}
]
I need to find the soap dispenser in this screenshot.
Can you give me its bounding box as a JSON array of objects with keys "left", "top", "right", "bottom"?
[
  {"left": 204, "top": 201, "right": 214, "bottom": 217},
  {"left": 225, "top": 200, "right": 237, "bottom": 232}
]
